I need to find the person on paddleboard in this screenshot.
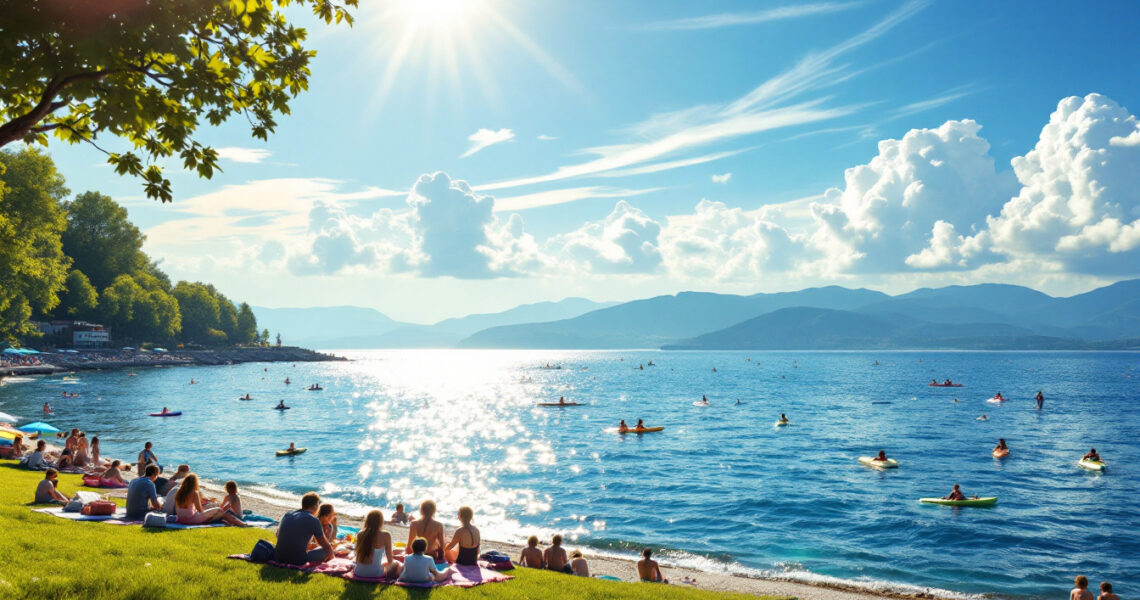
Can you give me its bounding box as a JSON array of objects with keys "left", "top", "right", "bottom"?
[
  {"left": 872, "top": 450, "right": 889, "bottom": 462},
  {"left": 778, "top": 413, "right": 789, "bottom": 424},
  {"left": 1082, "top": 448, "right": 1101, "bottom": 462},
  {"left": 1035, "top": 390, "right": 1044, "bottom": 409}
]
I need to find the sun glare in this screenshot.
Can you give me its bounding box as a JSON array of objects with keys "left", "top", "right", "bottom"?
[{"left": 393, "top": 0, "right": 483, "bottom": 30}]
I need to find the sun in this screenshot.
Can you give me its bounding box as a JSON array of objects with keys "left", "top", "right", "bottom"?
[{"left": 391, "top": 0, "right": 484, "bottom": 31}]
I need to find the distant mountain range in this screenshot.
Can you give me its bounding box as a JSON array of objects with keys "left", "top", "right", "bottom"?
[
  {"left": 255, "top": 279, "right": 1140, "bottom": 350},
  {"left": 252, "top": 298, "right": 617, "bottom": 349}
]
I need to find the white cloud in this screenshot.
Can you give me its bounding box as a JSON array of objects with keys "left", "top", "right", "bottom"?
[
  {"left": 642, "top": 2, "right": 864, "bottom": 31},
  {"left": 711, "top": 172, "right": 732, "bottom": 184},
  {"left": 661, "top": 200, "right": 811, "bottom": 280},
  {"left": 808, "top": 118, "right": 1016, "bottom": 272},
  {"left": 889, "top": 86, "right": 977, "bottom": 119},
  {"left": 493, "top": 186, "right": 661, "bottom": 212},
  {"left": 215, "top": 147, "right": 272, "bottom": 163},
  {"left": 985, "top": 94, "right": 1140, "bottom": 274},
  {"left": 476, "top": 1, "right": 926, "bottom": 193},
  {"left": 461, "top": 128, "right": 515, "bottom": 158},
  {"left": 548, "top": 201, "right": 663, "bottom": 274},
  {"left": 537, "top": 134, "right": 558, "bottom": 141}
]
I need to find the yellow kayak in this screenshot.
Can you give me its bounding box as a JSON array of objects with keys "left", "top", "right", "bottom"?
[{"left": 276, "top": 448, "right": 307, "bottom": 456}]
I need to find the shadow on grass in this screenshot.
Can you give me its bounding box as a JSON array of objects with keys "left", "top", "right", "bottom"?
[
  {"left": 258, "top": 563, "right": 316, "bottom": 584},
  {"left": 339, "top": 582, "right": 437, "bottom": 600}
]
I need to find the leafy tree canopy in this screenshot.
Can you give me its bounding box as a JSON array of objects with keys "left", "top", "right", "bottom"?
[
  {"left": 57, "top": 269, "right": 99, "bottom": 320},
  {"left": 61, "top": 191, "right": 147, "bottom": 290},
  {"left": 0, "top": 148, "right": 70, "bottom": 343},
  {"left": 0, "top": 0, "right": 357, "bottom": 202}
]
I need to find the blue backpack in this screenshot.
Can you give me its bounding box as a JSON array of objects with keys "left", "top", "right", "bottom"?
[{"left": 249, "top": 539, "right": 275, "bottom": 563}]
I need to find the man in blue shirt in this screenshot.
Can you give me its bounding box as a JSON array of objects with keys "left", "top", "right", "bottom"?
[
  {"left": 274, "top": 492, "right": 332, "bottom": 565},
  {"left": 125, "top": 464, "right": 162, "bottom": 520}
]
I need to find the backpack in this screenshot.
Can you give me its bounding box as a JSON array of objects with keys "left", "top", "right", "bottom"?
[
  {"left": 249, "top": 539, "right": 276, "bottom": 563},
  {"left": 143, "top": 512, "right": 168, "bottom": 528},
  {"left": 81, "top": 500, "right": 117, "bottom": 516}
]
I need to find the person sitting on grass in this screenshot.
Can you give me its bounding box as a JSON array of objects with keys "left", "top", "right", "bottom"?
[
  {"left": 21, "top": 440, "right": 49, "bottom": 470},
  {"left": 519, "top": 535, "right": 544, "bottom": 568},
  {"left": 570, "top": 550, "right": 589, "bottom": 577},
  {"left": 390, "top": 503, "right": 409, "bottom": 525},
  {"left": 445, "top": 506, "right": 481, "bottom": 566},
  {"left": 314, "top": 503, "right": 338, "bottom": 547},
  {"left": 35, "top": 469, "right": 68, "bottom": 504},
  {"left": 102, "top": 460, "right": 127, "bottom": 486},
  {"left": 125, "top": 464, "right": 163, "bottom": 520},
  {"left": 1072, "top": 576, "right": 1095, "bottom": 600},
  {"left": 398, "top": 537, "right": 451, "bottom": 584},
  {"left": 219, "top": 481, "right": 243, "bottom": 520},
  {"left": 637, "top": 548, "right": 668, "bottom": 583},
  {"left": 544, "top": 534, "right": 570, "bottom": 573},
  {"left": 275, "top": 492, "right": 333, "bottom": 565},
  {"left": 1098, "top": 582, "right": 1120, "bottom": 600},
  {"left": 174, "top": 474, "right": 246, "bottom": 527},
  {"left": 407, "top": 500, "right": 446, "bottom": 562},
  {"left": 353, "top": 510, "right": 402, "bottom": 579}
]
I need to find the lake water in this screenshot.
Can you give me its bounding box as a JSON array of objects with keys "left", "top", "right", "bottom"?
[{"left": 2, "top": 350, "right": 1137, "bottom": 599}]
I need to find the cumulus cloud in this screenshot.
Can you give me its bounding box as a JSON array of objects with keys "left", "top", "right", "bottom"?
[
  {"left": 809, "top": 119, "right": 1016, "bottom": 272},
  {"left": 985, "top": 94, "right": 1140, "bottom": 274},
  {"left": 215, "top": 147, "right": 272, "bottom": 163},
  {"left": 711, "top": 172, "right": 732, "bottom": 184},
  {"left": 462, "top": 128, "right": 515, "bottom": 158},
  {"left": 661, "top": 200, "right": 811, "bottom": 280},
  {"left": 548, "top": 201, "right": 663, "bottom": 274},
  {"left": 287, "top": 172, "right": 542, "bottom": 278}
]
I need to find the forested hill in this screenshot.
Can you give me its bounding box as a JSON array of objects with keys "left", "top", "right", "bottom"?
[{"left": 0, "top": 148, "right": 265, "bottom": 348}]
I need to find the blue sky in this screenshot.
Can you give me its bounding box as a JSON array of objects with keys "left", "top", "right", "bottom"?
[{"left": 42, "top": 0, "right": 1140, "bottom": 322}]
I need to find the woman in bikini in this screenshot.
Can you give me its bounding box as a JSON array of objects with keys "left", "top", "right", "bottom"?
[
  {"left": 407, "top": 500, "right": 446, "bottom": 562},
  {"left": 354, "top": 510, "right": 402, "bottom": 579},
  {"left": 174, "top": 474, "right": 246, "bottom": 527},
  {"left": 445, "top": 506, "right": 481, "bottom": 566}
]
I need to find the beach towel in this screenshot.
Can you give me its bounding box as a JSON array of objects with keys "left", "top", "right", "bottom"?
[
  {"left": 226, "top": 555, "right": 513, "bottom": 588},
  {"left": 34, "top": 507, "right": 272, "bottom": 529}
]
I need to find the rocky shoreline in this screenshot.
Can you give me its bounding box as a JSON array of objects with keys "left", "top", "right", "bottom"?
[{"left": 0, "top": 346, "right": 343, "bottom": 377}]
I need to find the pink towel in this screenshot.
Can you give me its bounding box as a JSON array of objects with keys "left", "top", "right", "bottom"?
[{"left": 227, "top": 555, "right": 513, "bottom": 588}]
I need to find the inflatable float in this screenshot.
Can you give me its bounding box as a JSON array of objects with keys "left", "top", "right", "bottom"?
[
  {"left": 149, "top": 411, "right": 181, "bottom": 417},
  {"left": 858, "top": 457, "right": 899, "bottom": 469},
  {"left": 993, "top": 448, "right": 1010, "bottom": 459},
  {"left": 1078, "top": 458, "right": 1107, "bottom": 472}
]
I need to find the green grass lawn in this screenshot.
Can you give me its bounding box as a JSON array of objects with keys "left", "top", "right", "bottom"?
[{"left": 0, "top": 461, "right": 784, "bottom": 600}]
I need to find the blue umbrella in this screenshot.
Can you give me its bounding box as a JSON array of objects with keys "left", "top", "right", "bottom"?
[{"left": 18, "top": 421, "right": 60, "bottom": 435}]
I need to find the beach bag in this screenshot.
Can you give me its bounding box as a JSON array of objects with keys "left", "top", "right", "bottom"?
[
  {"left": 64, "top": 491, "right": 100, "bottom": 512},
  {"left": 82, "top": 500, "right": 117, "bottom": 516},
  {"left": 249, "top": 539, "right": 276, "bottom": 563},
  {"left": 480, "top": 551, "right": 513, "bottom": 570},
  {"left": 143, "top": 512, "right": 167, "bottom": 528}
]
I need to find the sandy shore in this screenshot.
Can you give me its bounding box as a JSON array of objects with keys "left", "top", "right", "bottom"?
[{"left": 24, "top": 439, "right": 959, "bottom": 600}]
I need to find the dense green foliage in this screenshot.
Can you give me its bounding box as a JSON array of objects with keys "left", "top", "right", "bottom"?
[
  {"left": 0, "top": 463, "right": 778, "bottom": 600},
  {"left": 0, "top": 0, "right": 357, "bottom": 202},
  {"left": 0, "top": 149, "right": 260, "bottom": 346},
  {"left": 0, "top": 148, "right": 70, "bottom": 343}
]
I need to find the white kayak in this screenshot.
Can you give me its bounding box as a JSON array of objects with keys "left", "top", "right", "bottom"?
[
  {"left": 693, "top": 401, "right": 710, "bottom": 407},
  {"left": 858, "top": 457, "right": 899, "bottom": 469},
  {"left": 1078, "top": 458, "right": 1107, "bottom": 472}
]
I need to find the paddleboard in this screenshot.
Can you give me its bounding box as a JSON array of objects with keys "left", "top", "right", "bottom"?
[
  {"left": 536, "top": 402, "right": 585, "bottom": 407},
  {"left": 148, "top": 411, "right": 181, "bottom": 417},
  {"left": 858, "top": 457, "right": 899, "bottom": 469},
  {"left": 618, "top": 427, "right": 664, "bottom": 434},
  {"left": 276, "top": 448, "right": 307, "bottom": 456},
  {"left": 273, "top": 406, "right": 291, "bottom": 411},
  {"left": 1078, "top": 458, "right": 1106, "bottom": 472},
  {"left": 692, "top": 401, "right": 710, "bottom": 407},
  {"left": 986, "top": 397, "right": 1006, "bottom": 404},
  {"left": 919, "top": 497, "right": 997, "bottom": 507},
  {"left": 928, "top": 383, "right": 964, "bottom": 387},
  {"left": 993, "top": 448, "right": 1010, "bottom": 459}
]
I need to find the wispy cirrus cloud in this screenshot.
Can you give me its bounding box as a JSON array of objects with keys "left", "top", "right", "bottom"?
[
  {"left": 711, "top": 173, "right": 732, "bottom": 184},
  {"left": 475, "top": 0, "right": 927, "bottom": 194},
  {"left": 889, "top": 85, "right": 980, "bottom": 119},
  {"left": 494, "top": 186, "right": 663, "bottom": 212},
  {"left": 642, "top": 1, "right": 864, "bottom": 32},
  {"left": 462, "top": 128, "right": 516, "bottom": 158}
]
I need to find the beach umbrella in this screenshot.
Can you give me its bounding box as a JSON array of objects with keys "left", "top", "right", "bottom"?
[
  {"left": 0, "top": 431, "right": 15, "bottom": 439},
  {"left": 18, "top": 421, "right": 60, "bottom": 435},
  {"left": 0, "top": 437, "right": 11, "bottom": 446},
  {"left": 0, "top": 411, "right": 19, "bottom": 422}
]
